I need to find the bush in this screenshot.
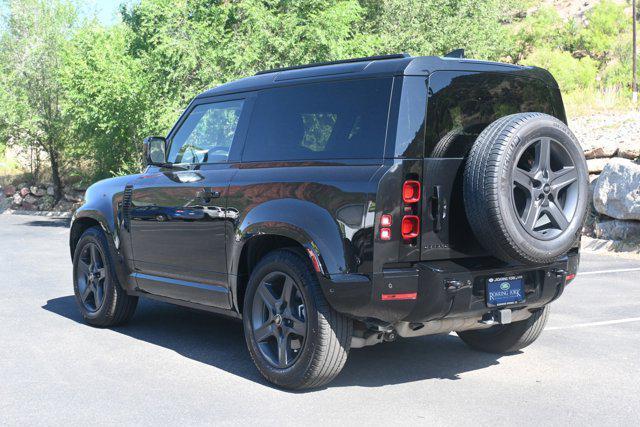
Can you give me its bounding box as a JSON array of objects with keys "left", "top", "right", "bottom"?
[
  {"left": 521, "top": 48, "right": 599, "bottom": 91},
  {"left": 580, "top": 0, "right": 628, "bottom": 60}
]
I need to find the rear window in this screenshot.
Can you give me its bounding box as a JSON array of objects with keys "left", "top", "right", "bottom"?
[
  {"left": 425, "top": 72, "right": 556, "bottom": 158},
  {"left": 242, "top": 78, "right": 392, "bottom": 162}
]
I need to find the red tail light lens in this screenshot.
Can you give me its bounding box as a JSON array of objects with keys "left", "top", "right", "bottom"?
[
  {"left": 380, "top": 214, "right": 392, "bottom": 227},
  {"left": 402, "top": 180, "right": 421, "bottom": 203},
  {"left": 401, "top": 215, "right": 420, "bottom": 239}
]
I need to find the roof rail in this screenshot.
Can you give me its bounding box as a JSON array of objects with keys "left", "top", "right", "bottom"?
[{"left": 255, "top": 53, "right": 411, "bottom": 75}]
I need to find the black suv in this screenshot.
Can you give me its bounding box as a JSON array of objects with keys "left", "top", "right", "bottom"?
[{"left": 69, "top": 53, "right": 588, "bottom": 389}]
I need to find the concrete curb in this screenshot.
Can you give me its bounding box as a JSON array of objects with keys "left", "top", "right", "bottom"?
[{"left": 1, "top": 209, "right": 72, "bottom": 218}]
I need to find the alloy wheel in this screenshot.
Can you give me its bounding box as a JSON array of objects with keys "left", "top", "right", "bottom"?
[
  {"left": 251, "top": 271, "right": 307, "bottom": 368},
  {"left": 511, "top": 137, "right": 579, "bottom": 240},
  {"left": 76, "top": 242, "right": 107, "bottom": 312}
]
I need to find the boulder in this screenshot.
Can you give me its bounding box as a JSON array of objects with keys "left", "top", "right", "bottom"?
[
  {"left": 30, "top": 186, "right": 45, "bottom": 197},
  {"left": 581, "top": 137, "right": 618, "bottom": 159},
  {"left": 23, "top": 194, "right": 38, "bottom": 205},
  {"left": 594, "top": 219, "right": 640, "bottom": 242},
  {"left": 19, "top": 187, "right": 30, "bottom": 197},
  {"left": 63, "top": 192, "right": 83, "bottom": 203},
  {"left": 618, "top": 140, "right": 639, "bottom": 160},
  {"left": 593, "top": 158, "right": 640, "bottom": 220},
  {"left": 0, "top": 197, "right": 11, "bottom": 212},
  {"left": 46, "top": 186, "right": 55, "bottom": 196},
  {"left": 3, "top": 184, "right": 16, "bottom": 197},
  {"left": 38, "top": 195, "right": 55, "bottom": 211},
  {"left": 586, "top": 158, "right": 610, "bottom": 174},
  {"left": 12, "top": 193, "right": 23, "bottom": 207}
]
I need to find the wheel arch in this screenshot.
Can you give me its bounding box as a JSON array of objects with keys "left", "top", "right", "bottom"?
[
  {"left": 69, "top": 213, "right": 111, "bottom": 259},
  {"left": 229, "top": 198, "right": 352, "bottom": 314}
]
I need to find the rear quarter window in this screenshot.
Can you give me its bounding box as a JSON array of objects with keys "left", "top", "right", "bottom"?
[
  {"left": 242, "top": 78, "right": 392, "bottom": 162},
  {"left": 425, "top": 72, "right": 556, "bottom": 158}
]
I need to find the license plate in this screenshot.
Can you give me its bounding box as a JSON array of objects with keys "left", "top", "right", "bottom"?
[{"left": 486, "top": 275, "right": 525, "bottom": 307}]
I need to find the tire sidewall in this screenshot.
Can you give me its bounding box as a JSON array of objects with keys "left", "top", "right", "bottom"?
[
  {"left": 496, "top": 115, "right": 588, "bottom": 262},
  {"left": 242, "top": 252, "right": 320, "bottom": 388},
  {"left": 72, "top": 227, "right": 117, "bottom": 322}
]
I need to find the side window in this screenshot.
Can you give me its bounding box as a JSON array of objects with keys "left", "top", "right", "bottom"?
[
  {"left": 168, "top": 99, "right": 244, "bottom": 164},
  {"left": 242, "top": 78, "right": 392, "bottom": 162},
  {"left": 425, "top": 72, "right": 555, "bottom": 158}
]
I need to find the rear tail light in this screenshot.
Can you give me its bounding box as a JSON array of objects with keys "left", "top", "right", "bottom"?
[
  {"left": 402, "top": 180, "right": 421, "bottom": 203},
  {"left": 380, "top": 214, "right": 392, "bottom": 227},
  {"left": 379, "top": 227, "right": 392, "bottom": 241},
  {"left": 401, "top": 215, "right": 420, "bottom": 240}
]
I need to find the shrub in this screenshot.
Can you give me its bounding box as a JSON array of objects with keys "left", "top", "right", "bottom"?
[{"left": 521, "top": 48, "right": 599, "bottom": 91}]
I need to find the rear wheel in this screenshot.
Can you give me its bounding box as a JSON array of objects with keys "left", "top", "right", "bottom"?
[
  {"left": 243, "top": 249, "right": 352, "bottom": 389},
  {"left": 457, "top": 306, "right": 550, "bottom": 353},
  {"left": 73, "top": 226, "right": 138, "bottom": 327}
]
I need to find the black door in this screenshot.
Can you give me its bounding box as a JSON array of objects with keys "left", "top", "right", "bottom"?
[{"left": 129, "top": 96, "right": 250, "bottom": 308}]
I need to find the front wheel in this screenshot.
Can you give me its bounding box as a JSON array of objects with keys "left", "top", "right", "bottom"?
[
  {"left": 457, "top": 306, "right": 550, "bottom": 353},
  {"left": 243, "top": 249, "right": 352, "bottom": 390},
  {"left": 73, "top": 226, "right": 138, "bottom": 327}
]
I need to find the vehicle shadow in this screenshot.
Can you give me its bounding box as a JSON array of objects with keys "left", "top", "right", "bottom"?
[
  {"left": 20, "top": 219, "right": 71, "bottom": 228},
  {"left": 43, "top": 295, "right": 509, "bottom": 390}
]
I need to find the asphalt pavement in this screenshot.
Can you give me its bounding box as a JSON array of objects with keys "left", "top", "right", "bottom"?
[{"left": 1, "top": 214, "right": 639, "bottom": 426}]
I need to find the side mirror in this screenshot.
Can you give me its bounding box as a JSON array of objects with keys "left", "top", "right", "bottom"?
[{"left": 143, "top": 136, "right": 167, "bottom": 166}]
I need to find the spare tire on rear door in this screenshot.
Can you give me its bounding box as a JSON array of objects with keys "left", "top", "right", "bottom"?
[{"left": 463, "top": 113, "right": 588, "bottom": 265}]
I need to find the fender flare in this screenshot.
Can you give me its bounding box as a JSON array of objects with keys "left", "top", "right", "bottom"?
[{"left": 229, "top": 198, "right": 351, "bottom": 278}]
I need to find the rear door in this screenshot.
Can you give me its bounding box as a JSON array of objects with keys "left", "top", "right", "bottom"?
[
  {"left": 130, "top": 95, "right": 252, "bottom": 308},
  {"left": 421, "top": 71, "right": 557, "bottom": 261}
]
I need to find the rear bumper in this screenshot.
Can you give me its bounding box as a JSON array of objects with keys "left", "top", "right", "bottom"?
[{"left": 320, "top": 251, "right": 579, "bottom": 324}]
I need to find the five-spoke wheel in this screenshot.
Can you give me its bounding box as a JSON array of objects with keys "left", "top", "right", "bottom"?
[
  {"left": 73, "top": 226, "right": 138, "bottom": 326},
  {"left": 251, "top": 271, "right": 307, "bottom": 368},
  {"left": 76, "top": 242, "right": 107, "bottom": 312},
  {"left": 243, "top": 249, "right": 352, "bottom": 389},
  {"left": 512, "top": 137, "right": 579, "bottom": 240}
]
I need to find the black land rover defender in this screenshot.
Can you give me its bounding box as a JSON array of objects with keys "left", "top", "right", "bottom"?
[{"left": 69, "top": 53, "right": 588, "bottom": 389}]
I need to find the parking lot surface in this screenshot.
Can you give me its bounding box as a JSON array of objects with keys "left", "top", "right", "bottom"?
[{"left": 1, "top": 214, "right": 639, "bottom": 426}]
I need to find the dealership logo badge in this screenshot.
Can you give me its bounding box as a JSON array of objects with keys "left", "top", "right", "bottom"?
[{"left": 500, "top": 282, "right": 510, "bottom": 291}]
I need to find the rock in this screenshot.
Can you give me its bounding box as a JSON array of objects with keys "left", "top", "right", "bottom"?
[
  {"left": 19, "top": 187, "right": 30, "bottom": 197},
  {"left": 30, "top": 186, "right": 45, "bottom": 197},
  {"left": 23, "top": 194, "right": 38, "bottom": 205},
  {"left": 11, "top": 193, "right": 23, "bottom": 208},
  {"left": 586, "top": 158, "right": 610, "bottom": 174},
  {"left": 38, "top": 195, "right": 55, "bottom": 211},
  {"left": 3, "top": 184, "right": 16, "bottom": 197},
  {"left": 618, "top": 140, "right": 639, "bottom": 160},
  {"left": 593, "top": 158, "right": 640, "bottom": 220},
  {"left": 582, "top": 137, "right": 618, "bottom": 159},
  {"left": 63, "top": 192, "right": 83, "bottom": 203},
  {"left": 46, "top": 186, "right": 55, "bottom": 196},
  {"left": 594, "top": 219, "right": 640, "bottom": 242},
  {"left": 0, "top": 197, "right": 11, "bottom": 212}
]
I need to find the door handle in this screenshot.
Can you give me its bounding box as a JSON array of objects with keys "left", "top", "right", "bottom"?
[{"left": 196, "top": 189, "right": 221, "bottom": 203}]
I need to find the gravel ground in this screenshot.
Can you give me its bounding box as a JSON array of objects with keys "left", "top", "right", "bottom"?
[{"left": 1, "top": 214, "right": 639, "bottom": 426}]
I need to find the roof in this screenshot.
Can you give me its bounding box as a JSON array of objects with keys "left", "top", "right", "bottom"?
[{"left": 196, "top": 55, "right": 557, "bottom": 99}]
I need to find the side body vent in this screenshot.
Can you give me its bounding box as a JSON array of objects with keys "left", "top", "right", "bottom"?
[{"left": 122, "top": 185, "right": 133, "bottom": 231}]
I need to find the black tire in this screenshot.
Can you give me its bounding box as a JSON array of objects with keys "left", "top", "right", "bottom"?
[
  {"left": 72, "top": 226, "right": 138, "bottom": 327},
  {"left": 464, "top": 113, "right": 588, "bottom": 265},
  {"left": 457, "top": 306, "right": 550, "bottom": 353},
  {"left": 243, "top": 249, "right": 352, "bottom": 390}
]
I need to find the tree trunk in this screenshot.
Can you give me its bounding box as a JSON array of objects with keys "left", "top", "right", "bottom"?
[{"left": 49, "top": 151, "right": 63, "bottom": 202}]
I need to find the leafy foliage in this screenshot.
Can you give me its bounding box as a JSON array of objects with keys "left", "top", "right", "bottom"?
[{"left": 0, "top": 0, "right": 636, "bottom": 186}]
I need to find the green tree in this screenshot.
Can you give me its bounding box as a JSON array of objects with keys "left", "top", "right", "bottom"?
[
  {"left": 0, "top": 0, "right": 76, "bottom": 199},
  {"left": 62, "top": 22, "right": 152, "bottom": 179},
  {"left": 361, "top": 0, "right": 520, "bottom": 60}
]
